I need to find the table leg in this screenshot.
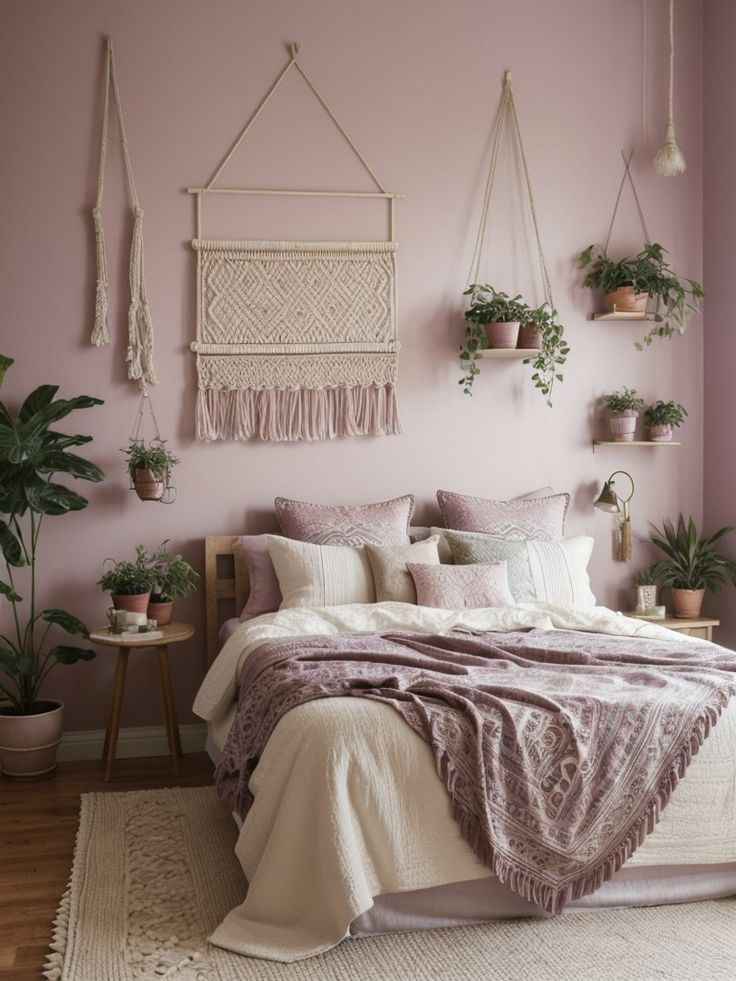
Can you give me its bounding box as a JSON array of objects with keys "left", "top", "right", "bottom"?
[
  {"left": 157, "top": 645, "right": 181, "bottom": 776},
  {"left": 104, "top": 648, "right": 129, "bottom": 781}
]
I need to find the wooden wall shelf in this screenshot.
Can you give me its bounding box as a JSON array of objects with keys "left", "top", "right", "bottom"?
[
  {"left": 593, "top": 440, "right": 681, "bottom": 450},
  {"left": 476, "top": 349, "right": 539, "bottom": 359},
  {"left": 592, "top": 311, "right": 654, "bottom": 322}
]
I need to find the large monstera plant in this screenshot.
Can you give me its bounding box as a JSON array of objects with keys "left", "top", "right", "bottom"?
[{"left": 0, "top": 363, "right": 104, "bottom": 715}]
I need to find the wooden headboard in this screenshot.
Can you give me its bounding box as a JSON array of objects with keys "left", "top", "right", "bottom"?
[{"left": 205, "top": 536, "right": 249, "bottom": 664}]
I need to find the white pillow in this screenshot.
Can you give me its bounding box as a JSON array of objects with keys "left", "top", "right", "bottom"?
[
  {"left": 525, "top": 537, "right": 596, "bottom": 608},
  {"left": 265, "top": 535, "right": 375, "bottom": 609}
]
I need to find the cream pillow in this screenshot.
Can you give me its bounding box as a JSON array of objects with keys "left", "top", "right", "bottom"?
[
  {"left": 365, "top": 536, "right": 441, "bottom": 603},
  {"left": 266, "top": 535, "right": 375, "bottom": 609}
]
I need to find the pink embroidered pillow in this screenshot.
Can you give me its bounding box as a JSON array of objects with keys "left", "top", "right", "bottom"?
[
  {"left": 275, "top": 495, "right": 414, "bottom": 546},
  {"left": 436, "top": 490, "right": 569, "bottom": 540},
  {"left": 239, "top": 535, "right": 282, "bottom": 620},
  {"left": 407, "top": 561, "right": 515, "bottom": 610}
]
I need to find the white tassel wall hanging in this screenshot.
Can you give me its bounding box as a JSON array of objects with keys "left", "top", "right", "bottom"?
[{"left": 654, "top": 0, "right": 686, "bottom": 176}]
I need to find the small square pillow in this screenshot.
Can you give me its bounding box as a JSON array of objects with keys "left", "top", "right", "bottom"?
[
  {"left": 365, "top": 536, "right": 441, "bottom": 603},
  {"left": 275, "top": 495, "right": 414, "bottom": 546},
  {"left": 407, "top": 561, "right": 515, "bottom": 610},
  {"left": 266, "top": 536, "right": 375, "bottom": 609},
  {"left": 239, "top": 535, "right": 283, "bottom": 620},
  {"left": 436, "top": 489, "right": 569, "bottom": 540}
]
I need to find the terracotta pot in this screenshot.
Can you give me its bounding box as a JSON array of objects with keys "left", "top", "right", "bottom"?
[
  {"left": 518, "top": 324, "right": 543, "bottom": 350},
  {"left": 605, "top": 287, "right": 649, "bottom": 314},
  {"left": 647, "top": 424, "right": 673, "bottom": 443},
  {"left": 485, "top": 321, "right": 520, "bottom": 349},
  {"left": 608, "top": 410, "right": 638, "bottom": 442},
  {"left": 111, "top": 592, "right": 151, "bottom": 614},
  {"left": 134, "top": 468, "right": 164, "bottom": 502},
  {"left": 671, "top": 587, "right": 705, "bottom": 619},
  {"left": 0, "top": 699, "right": 64, "bottom": 777},
  {"left": 148, "top": 600, "right": 173, "bottom": 626}
]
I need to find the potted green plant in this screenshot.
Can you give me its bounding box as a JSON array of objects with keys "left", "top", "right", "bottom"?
[
  {"left": 99, "top": 545, "right": 154, "bottom": 614},
  {"left": 0, "top": 367, "right": 104, "bottom": 776},
  {"left": 148, "top": 541, "right": 200, "bottom": 625},
  {"left": 601, "top": 388, "right": 644, "bottom": 442},
  {"left": 648, "top": 516, "right": 736, "bottom": 618},
  {"left": 463, "top": 285, "right": 528, "bottom": 350},
  {"left": 643, "top": 400, "right": 687, "bottom": 443},
  {"left": 578, "top": 243, "right": 704, "bottom": 349},
  {"left": 123, "top": 440, "right": 179, "bottom": 502},
  {"left": 521, "top": 303, "right": 570, "bottom": 408}
]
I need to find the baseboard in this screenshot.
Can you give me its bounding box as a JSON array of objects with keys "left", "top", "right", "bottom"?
[{"left": 58, "top": 723, "right": 207, "bottom": 762}]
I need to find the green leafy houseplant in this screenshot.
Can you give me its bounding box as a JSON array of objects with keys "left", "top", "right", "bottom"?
[
  {"left": 601, "top": 388, "right": 644, "bottom": 415},
  {"left": 149, "top": 541, "right": 199, "bottom": 603},
  {"left": 98, "top": 545, "right": 154, "bottom": 596},
  {"left": 0, "top": 369, "right": 104, "bottom": 719},
  {"left": 124, "top": 440, "right": 179, "bottom": 481},
  {"left": 637, "top": 566, "right": 659, "bottom": 586},
  {"left": 578, "top": 243, "right": 704, "bottom": 349},
  {"left": 522, "top": 303, "right": 570, "bottom": 407},
  {"left": 649, "top": 516, "right": 736, "bottom": 617},
  {"left": 643, "top": 400, "right": 687, "bottom": 428}
]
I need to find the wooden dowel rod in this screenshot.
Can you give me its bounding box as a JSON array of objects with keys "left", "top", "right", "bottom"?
[{"left": 186, "top": 187, "right": 404, "bottom": 199}]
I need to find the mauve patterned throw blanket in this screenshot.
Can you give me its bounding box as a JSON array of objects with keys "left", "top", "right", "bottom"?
[{"left": 215, "top": 628, "right": 736, "bottom": 914}]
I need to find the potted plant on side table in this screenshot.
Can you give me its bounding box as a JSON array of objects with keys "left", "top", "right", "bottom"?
[
  {"left": 643, "top": 400, "right": 687, "bottom": 442},
  {"left": 649, "top": 515, "right": 736, "bottom": 618},
  {"left": 601, "top": 388, "right": 644, "bottom": 442},
  {"left": 0, "top": 367, "right": 104, "bottom": 776},
  {"left": 148, "top": 541, "right": 200, "bottom": 625},
  {"left": 99, "top": 546, "right": 154, "bottom": 614}
]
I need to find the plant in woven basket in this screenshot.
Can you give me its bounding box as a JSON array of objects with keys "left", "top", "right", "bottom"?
[
  {"left": 578, "top": 243, "right": 704, "bottom": 349},
  {"left": 0, "top": 368, "right": 103, "bottom": 720},
  {"left": 522, "top": 303, "right": 570, "bottom": 407}
]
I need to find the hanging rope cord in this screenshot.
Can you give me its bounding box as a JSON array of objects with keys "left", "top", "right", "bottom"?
[
  {"left": 467, "top": 73, "right": 553, "bottom": 309},
  {"left": 91, "top": 38, "right": 157, "bottom": 390},
  {"left": 604, "top": 150, "right": 651, "bottom": 253},
  {"left": 654, "top": 0, "right": 685, "bottom": 176}
]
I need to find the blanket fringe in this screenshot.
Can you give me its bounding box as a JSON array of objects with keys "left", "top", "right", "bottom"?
[
  {"left": 441, "top": 696, "right": 728, "bottom": 916},
  {"left": 196, "top": 384, "right": 402, "bottom": 441}
]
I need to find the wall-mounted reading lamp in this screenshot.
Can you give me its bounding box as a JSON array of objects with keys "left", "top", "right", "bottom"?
[{"left": 594, "top": 470, "right": 635, "bottom": 561}]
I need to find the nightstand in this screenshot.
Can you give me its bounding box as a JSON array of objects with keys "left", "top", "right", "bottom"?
[
  {"left": 624, "top": 613, "right": 719, "bottom": 642},
  {"left": 89, "top": 621, "right": 195, "bottom": 780}
]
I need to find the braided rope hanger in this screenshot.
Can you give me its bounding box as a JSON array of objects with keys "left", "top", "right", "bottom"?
[
  {"left": 91, "top": 38, "right": 157, "bottom": 391},
  {"left": 654, "top": 0, "right": 686, "bottom": 176},
  {"left": 468, "top": 71, "right": 553, "bottom": 308}
]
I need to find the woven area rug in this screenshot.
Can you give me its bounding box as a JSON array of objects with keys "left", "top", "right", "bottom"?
[{"left": 45, "top": 786, "right": 736, "bottom": 981}]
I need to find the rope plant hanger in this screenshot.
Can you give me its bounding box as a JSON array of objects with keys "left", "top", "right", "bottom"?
[
  {"left": 461, "top": 72, "right": 569, "bottom": 407},
  {"left": 124, "top": 393, "right": 177, "bottom": 504},
  {"left": 654, "top": 0, "right": 686, "bottom": 176},
  {"left": 187, "top": 43, "right": 402, "bottom": 442}
]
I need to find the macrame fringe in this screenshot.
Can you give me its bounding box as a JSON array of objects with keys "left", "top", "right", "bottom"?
[
  {"left": 126, "top": 206, "right": 157, "bottom": 387},
  {"left": 197, "top": 384, "right": 401, "bottom": 441},
  {"left": 91, "top": 206, "right": 109, "bottom": 346},
  {"left": 654, "top": 121, "right": 686, "bottom": 177}
]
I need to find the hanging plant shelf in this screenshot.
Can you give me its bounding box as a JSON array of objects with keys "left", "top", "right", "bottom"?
[
  {"left": 592, "top": 312, "right": 656, "bottom": 322},
  {"left": 476, "top": 348, "right": 540, "bottom": 360},
  {"left": 592, "top": 440, "right": 681, "bottom": 451}
]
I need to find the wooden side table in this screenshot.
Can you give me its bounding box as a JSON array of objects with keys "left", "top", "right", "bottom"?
[
  {"left": 89, "top": 621, "right": 195, "bottom": 780},
  {"left": 624, "top": 613, "right": 719, "bottom": 642}
]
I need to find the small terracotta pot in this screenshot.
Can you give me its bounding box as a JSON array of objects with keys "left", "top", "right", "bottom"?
[
  {"left": 148, "top": 600, "right": 173, "bottom": 626},
  {"left": 111, "top": 592, "right": 151, "bottom": 614},
  {"left": 648, "top": 424, "right": 673, "bottom": 442},
  {"left": 608, "top": 410, "right": 638, "bottom": 442},
  {"left": 0, "top": 699, "right": 64, "bottom": 777},
  {"left": 518, "top": 324, "right": 543, "bottom": 350},
  {"left": 485, "top": 321, "right": 520, "bottom": 349},
  {"left": 605, "top": 287, "right": 649, "bottom": 314},
  {"left": 671, "top": 587, "right": 705, "bottom": 619},
  {"left": 134, "top": 468, "right": 164, "bottom": 502}
]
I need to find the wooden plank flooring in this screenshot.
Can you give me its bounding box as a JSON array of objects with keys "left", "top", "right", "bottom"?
[{"left": 0, "top": 752, "right": 214, "bottom": 981}]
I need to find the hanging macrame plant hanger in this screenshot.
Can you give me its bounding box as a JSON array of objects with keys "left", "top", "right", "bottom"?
[
  {"left": 127, "top": 393, "right": 176, "bottom": 504},
  {"left": 602, "top": 149, "right": 652, "bottom": 257},
  {"left": 187, "top": 43, "right": 403, "bottom": 442}
]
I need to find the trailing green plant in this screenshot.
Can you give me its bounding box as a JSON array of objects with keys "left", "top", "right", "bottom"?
[
  {"left": 643, "top": 400, "right": 687, "bottom": 429},
  {"left": 98, "top": 545, "right": 154, "bottom": 596},
  {"left": 601, "top": 387, "right": 644, "bottom": 415},
  {"left": 522, "top": 303, "right": 570, "bottom": 407},
  {"left": 0, "top": 366, "right": 104, "bottom": 714},
  {"left": 578, "top": 243, "right": 704, "bottom": 349},
  {"left": 123, "top": 440, "right": 179, "bottom": 481},
  {"left": 149, "top": 541, "right": 199, "bottom": 602},
  {"left": 648, "top": 516, "right": 736, "bottom": 593}
]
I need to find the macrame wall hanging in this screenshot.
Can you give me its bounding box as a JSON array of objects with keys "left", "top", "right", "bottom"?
[{"left": 188, "top": 43, "right": 402, "bottom": 442}]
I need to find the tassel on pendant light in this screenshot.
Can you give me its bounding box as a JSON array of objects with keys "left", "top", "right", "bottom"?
[{"left": 654, "top": 0, "right": 686, "bottom": 176}]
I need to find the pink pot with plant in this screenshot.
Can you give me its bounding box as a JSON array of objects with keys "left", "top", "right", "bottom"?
[
  {"left": 602, "top": 388, "right": 644, "bottom": 443},
  {"left": 644, "top": 401, "right": 687, "bottom": 444},
  {"left": 485, "top": 321, "right": 520, "bottom": 349},
  {"left": 112, "top": 591, "right": 152, "bottom": 614},
  {"left": 518, "top": 323, "right": 543, "bottom": 349}
]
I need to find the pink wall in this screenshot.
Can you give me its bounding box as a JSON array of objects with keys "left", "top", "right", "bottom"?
[
  {"left": 703, "top": 0, "right": 736, "bottom": 647},
  {"left": 0, "top": 0, "right": 704, "bottom": 730}
]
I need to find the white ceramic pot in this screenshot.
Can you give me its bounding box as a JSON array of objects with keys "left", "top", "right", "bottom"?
[
  {"left": 0, "top": 699, "right": 64, "bottom": 777},
  {"left": 636, "top": 585, "right": 658, "bottom": 611}
]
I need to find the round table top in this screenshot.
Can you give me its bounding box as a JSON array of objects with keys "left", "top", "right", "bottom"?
[{"left": 89, "top": 621, "right": 195, "bottom": 648}]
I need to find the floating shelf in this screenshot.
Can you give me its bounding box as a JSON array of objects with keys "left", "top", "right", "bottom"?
[
  {"left": 593, "top": 440, "right": 681, "bottom": 451},
  {"left": 476, "top": 348, "right": 539, "bottom": 359},
  {"left": 592, "top": 311, "right": 654, "bottom": 322}
]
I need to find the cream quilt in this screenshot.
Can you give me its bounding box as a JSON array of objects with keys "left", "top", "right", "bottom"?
[{"left": 193, "top": 602, "right": 736, "bottom": 961}]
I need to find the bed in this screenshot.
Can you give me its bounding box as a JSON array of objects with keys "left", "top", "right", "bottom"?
[{"left": 194, "top": 534, "right": 736, "bottom": 963}]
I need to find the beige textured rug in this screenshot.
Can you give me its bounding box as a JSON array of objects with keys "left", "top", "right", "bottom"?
[{"left": 45, "top": 786, "right": 736, "bottom": 981}]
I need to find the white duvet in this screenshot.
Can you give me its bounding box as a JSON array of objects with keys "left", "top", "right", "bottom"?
[{"left": 193, "top": 602, "right": 736, "bottom": 962}]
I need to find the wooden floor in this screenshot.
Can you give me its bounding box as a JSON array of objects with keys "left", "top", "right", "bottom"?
[{"left": 0, "top": 752, "right": 214, "bottom": 981}]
